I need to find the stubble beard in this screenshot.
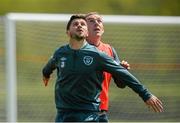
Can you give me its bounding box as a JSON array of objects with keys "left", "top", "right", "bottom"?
[{"left": 71, "top": 33, "right": 86, "bottom": 41}]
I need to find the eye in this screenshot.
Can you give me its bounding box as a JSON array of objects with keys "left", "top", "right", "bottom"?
[
  {"left": 97, "top": 19, "right": 102, "bottom": 23},
  {"left": 81, "top": 22, "right": 86, "bottom": 26},
  {"left": 73, "top": 22, "right": 79, "bottom": 27},
  {"left": 88, "top": 19, "right": 95, "bottom": 23}
]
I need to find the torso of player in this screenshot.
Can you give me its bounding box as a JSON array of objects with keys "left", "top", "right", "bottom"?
[
  {"left": 97, "top": 41, "right": 114, "bottom": 110},
  {"left": 54, "top": 44, "right": 105, "bottom": 111}
]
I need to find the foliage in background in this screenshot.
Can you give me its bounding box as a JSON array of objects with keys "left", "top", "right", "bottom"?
[{"left": 0, "top": 0, "right": 180, "bottom": 16}]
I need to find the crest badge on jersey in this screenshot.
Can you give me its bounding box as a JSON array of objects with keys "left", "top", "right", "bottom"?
[{"left": 83, "top": 56, "right": 93, "bottom": 66}]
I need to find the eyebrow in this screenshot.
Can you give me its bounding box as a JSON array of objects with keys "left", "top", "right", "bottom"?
[{"left": 86, "top": 17, "right": 93, "bottom": 20}]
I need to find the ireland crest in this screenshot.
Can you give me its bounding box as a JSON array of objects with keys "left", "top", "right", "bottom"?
[{"left": 83, "top": 56, "right": 93, "bottom": 66}]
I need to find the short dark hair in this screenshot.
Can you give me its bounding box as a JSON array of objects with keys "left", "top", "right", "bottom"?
[{"left": 66, "top": 14, "right": 86, "bottom": 31}]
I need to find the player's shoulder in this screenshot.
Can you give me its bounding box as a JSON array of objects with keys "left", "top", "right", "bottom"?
[
  {"left": 83, "top": 43, "right": 99, "bottom": 52},
  {"left": 100, "top": 41, "right": 112, "bottom": 48},
  {"left": 53, "top": 44, "right": 69, "bottom": 55},
  {"left": 83, "top": 43, "right": 106, "bottom": 56},
  {"left": 100, "top": 42, "right": 110, "bottom": 46}
]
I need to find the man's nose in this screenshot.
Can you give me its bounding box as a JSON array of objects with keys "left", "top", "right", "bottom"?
[
  {"left": 94, "top": 20, "right": 98, "bottom": 24},
  {"left": 77, "top": 24, "right": 82, "bottom": 28},
  {"left": 94, "top": 20, "right": 100, "bottom": 25},
  {"left": 77, "top": 23, "right": 83, "bottom": 27}
]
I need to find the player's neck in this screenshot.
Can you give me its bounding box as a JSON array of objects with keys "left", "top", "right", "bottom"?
[
  {"left": 69, "top": 39, "right": 87, "bottom": 50},
  {"left": 87, "top": 37, "right": 101, "bottom": 47}
]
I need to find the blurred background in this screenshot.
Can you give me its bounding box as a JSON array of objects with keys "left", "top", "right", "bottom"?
[
  {"left": 0, "top": 0, "right": 180, "bottom": 122},
  {"left": 0, "top": 0, "right": 180, "bottom": 15}
]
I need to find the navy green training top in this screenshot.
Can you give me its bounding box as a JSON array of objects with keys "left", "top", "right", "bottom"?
[{"left": 42, "top": 42, "right": 152, "bottom": 111}]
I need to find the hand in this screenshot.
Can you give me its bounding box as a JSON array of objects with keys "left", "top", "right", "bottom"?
[
  {"left": 121, "top": 60, "right": 130, "bottom": 70},
  {"left": 145, "top": 95, "right": 163, "bottom": 112},
  {"left": 43, "top": 76, "right": 50, "bottom": 87}
]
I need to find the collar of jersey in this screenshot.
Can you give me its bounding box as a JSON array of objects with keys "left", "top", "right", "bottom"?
[{"left": 68, "top": 41, "right": 88, "bottom": 50}]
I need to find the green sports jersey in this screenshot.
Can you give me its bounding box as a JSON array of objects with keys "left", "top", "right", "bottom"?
[{"left": 42, "top": 43, "right": 152, "bottom": 111}]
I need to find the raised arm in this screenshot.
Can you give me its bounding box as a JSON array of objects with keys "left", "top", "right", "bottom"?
[
  {"left": 98, "top": 52, "right": 163, "bottom": 112},
  {"left": 111, "top": 46, "right": 130, "bottom": 88}
]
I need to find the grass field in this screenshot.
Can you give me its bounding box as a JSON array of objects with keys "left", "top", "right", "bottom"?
[{"left": 0, "top": 17, "right": 180, "bottom": 122}]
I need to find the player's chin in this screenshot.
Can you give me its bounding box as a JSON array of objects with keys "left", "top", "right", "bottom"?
[{"left": 94, "top": 32, "right": 103, "bottom": 37}]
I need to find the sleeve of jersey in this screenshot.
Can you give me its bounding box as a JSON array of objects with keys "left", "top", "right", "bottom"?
[
  {"left": 98, "top": 52, "right": 152, "bottom": 102},
  {"left": 111, "top": 46, "right": 127, "bottom": 88},
  {"left": 42, "top": 51, "right": 57, "bottom": 78},
  {"left": 111, "top": 46, "right": 121, "bottom": 64}
]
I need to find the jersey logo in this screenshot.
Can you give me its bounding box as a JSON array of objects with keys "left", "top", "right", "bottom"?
[
  {"left": 60, "top": 57, "right": 67, "bottom": 68},
  {"left": 83, "top": 56, "right": 93, "bottom": 66}
]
